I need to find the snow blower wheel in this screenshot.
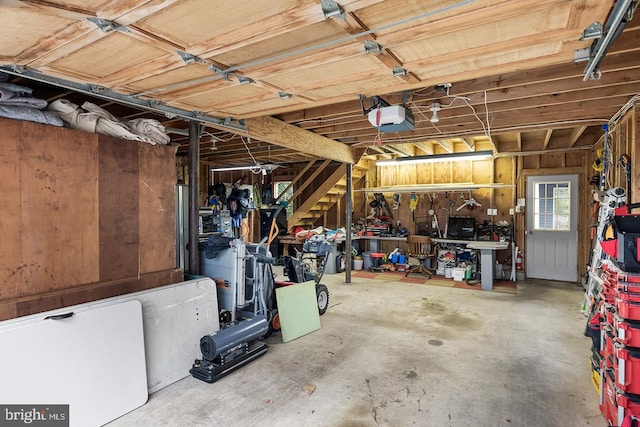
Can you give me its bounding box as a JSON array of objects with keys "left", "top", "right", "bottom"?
[{"left": 316, "top": 284, "right": 329, "bottom": 315}]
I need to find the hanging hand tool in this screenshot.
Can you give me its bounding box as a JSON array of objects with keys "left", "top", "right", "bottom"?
[
  {"left": 620, "top": 153, "right": 632, "bottom": 208},
  {"left": 427, "top": 193, "right": 442, "bottom": 238},
  {"left": 408, "top": 193, "right": 419, "bottom": 222}
]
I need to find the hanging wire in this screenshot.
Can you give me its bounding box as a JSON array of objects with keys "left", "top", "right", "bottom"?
[{"left": 239, "top": 133, "right": 264, "bottom": 175}]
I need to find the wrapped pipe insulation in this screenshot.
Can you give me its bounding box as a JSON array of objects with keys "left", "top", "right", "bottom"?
[{"left": 200, "top": 315, "right": 268, "bottom": 361}]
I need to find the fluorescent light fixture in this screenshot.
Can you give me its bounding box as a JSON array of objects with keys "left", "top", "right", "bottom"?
[
  {"left": 376, "top": 150, "right": 493, "bottom": 166},
  {"left": 211, "top": 165, "right": 259, "bottom": 172},
  {"left": 211, "top": 163, "right": 281, "bottom": 173}
]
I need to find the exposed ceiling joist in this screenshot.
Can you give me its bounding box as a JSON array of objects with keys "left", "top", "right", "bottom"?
[{"left": 243, "top": 116, "right": 355, "bottom": 164}]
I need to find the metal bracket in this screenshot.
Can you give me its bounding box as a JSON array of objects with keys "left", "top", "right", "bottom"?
[
  {"left": 392, "top": 66, "right": 406, "bottom": 77},
  {"left": 573, "top": 48, "right": 591, "bottom": 63},
  {"left": 177, "top": 51, "right": 205, "bottom": 65},
  {"left": 207, "top": 64, "right": 233, "bottom": 81},
  {"left": 87, "top": 17, "right": 129, "bottom": 33},
  {"left": 321, "top": 0, "right": 345, "bottom": 19},
  {"left": 237, "top": 75, "right": 255, "bottom": 85},
  {"left": 278, "top": 91, "right": 293, "bottom": 99},
  {"left": 364, "top": 40, "right": 381, "bottom": 54},
  {"left": 89, "top": 84, "right": 107, "bottom": 94},
  {"left": 580, "top": 22, "right": 603, "bottom": 41}
]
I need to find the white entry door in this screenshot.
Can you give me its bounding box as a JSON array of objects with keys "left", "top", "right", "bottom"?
[{"left": 526, "top": 174, "right": 578, "bottom": 282}]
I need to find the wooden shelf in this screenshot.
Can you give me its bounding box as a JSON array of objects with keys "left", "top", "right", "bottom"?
[{"left": 357, "top": 183, "right": 515, "bottom": 193}]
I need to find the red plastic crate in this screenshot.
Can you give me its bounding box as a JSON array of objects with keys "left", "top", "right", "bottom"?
[
  {"left": 614, "top": 346, "right": 640, "bottom": 395},
  {"left": 615, "top": 316, "right": 640, "bottom": 348},
  {"left": 600, "top": 369, "right": 640, "bottom": 427},
  {"left": 618, "top": 282, "right": 640, "bottom": 295},
  {"left": 616, "top": 298, "right": 640, "bottom": 321},
  {"left": 604, "top": 261, "right": 640, "bottom": 281},
  {"left": 619, "top": 291, "right": 640, "bottom": 303},
  {"left": 600, "top": 370, "right": 619, "bottom": 426},
  {"left": 603, "top": 326, "right": 616, "bottom": 360},
  {"left": 605, "top": 304, "right": 617, "bottom": 326}
]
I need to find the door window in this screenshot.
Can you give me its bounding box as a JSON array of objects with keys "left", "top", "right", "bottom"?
[{"left": 533, "top": 181, "right": 570, "bottom": 231}]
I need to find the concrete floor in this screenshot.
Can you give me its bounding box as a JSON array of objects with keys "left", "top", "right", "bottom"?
[{"left": 108, "top": 271, "right": 601, "bottom": 427}]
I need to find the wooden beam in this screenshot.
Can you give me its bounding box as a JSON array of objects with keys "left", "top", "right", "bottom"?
[
  {"left": 244, "top": 116, "right": 354, "bottom": 164},
  {"left": 384, "top": 144, "right": 415, "bottom": 157},
  {"left": 569, "top": 126, "right": 587, "bottom": 147},
  {"left": 413, "top": 141, "right": 434, "bottom": 154},
  {"left": 461, "top": 138, "right": 475, "bottom": 151},
  {"left": 543, "top": 129, "right": 553, "bottom": 150},
  {"left": 436, "top": 139, "right": 454, "bottom": 153}
]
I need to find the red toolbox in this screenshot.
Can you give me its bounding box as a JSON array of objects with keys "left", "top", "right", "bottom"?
[
  {"left": 603, "top": 260, "right": 640, "bottom": 288},
  {"left": 616, "top": 298, "right": 640, "bottom": 321},
  {"left": 614, "top": 345, "right": 640, "bottom": 395},
  {"left": 605, "top": 303, "right": 617, "bottom": 325},
  {"left": 615, "top": 316, "right": 640, "bottom": 348},
  {"left": 602, "top": 325, "right": 616, "bottom": 362},
  {"left": 600, "top": 369, "right": 640, "bottom": 427},
  {"left": 618, "top": 281, "right": 640, "bottom": 294},
  {"left": 600, "top": 370, "right": 618, "bottom": 426},
  {"left": 619, "top": 291, "right": 640, "bottom": 303}
]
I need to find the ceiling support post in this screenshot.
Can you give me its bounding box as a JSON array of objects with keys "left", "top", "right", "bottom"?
[
  {"left": 345, "top": 163, "right": 353, "bottom": 284},
  {"left": 188, "top": 120, "right": 202, "bottom": 276}
]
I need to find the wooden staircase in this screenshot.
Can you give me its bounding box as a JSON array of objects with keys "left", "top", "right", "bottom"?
[{"left": 286, "top": 159, "right": 370, "bottom": 230}]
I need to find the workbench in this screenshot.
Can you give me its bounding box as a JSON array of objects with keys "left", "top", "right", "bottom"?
[
  {"left": 357, "top": 235, "right": 407, "bottom": 252},
  {"left": 278, "top": 236, "right": 304, "bottom": 257},
  {"left": 432, "top": 238, "right": 510, "bottom": 290}
]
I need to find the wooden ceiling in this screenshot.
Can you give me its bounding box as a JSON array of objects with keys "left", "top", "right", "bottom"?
[{"left": 1, "top": 0, "right": 638, "bottom": 168}]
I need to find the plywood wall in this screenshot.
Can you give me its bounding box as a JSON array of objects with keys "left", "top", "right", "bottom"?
[{"left": 0, "top": 118, "right": 179, "bottom": 319}]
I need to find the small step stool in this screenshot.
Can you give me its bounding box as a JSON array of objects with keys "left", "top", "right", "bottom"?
[{"left": 369, "top": 252, "right": 387, "bottom": 272}]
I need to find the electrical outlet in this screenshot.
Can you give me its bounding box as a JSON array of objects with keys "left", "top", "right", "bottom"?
[
  {"left": 509, "top": 208, "right": 515, "bottom": 215},
  {"left": 515, "top": 205, "right": 522, "bottom": 213}
]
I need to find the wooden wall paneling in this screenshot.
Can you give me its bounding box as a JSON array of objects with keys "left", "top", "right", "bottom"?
[
  {"left": 9, "top": 269, "right": 184, "bottom": 321},
  {"left": 522, "top": 155, "right": 540, "bottom": 170},
  {"left": 98, "top": 136, "right": 139, "bottom": 282},
  {"left": 471, "top": 159, "right": 492, "bottom": 185},
  {"left": 0, "top": 119, "right": 22, "bottom": 299},
  {"left": 565, "top": 151, "right": 584, "bottom": 168},
  {"left": 20, "top": 124, "right": 99, "bottom": 294},
  {"left": 433, "top": 161, "right": 451, "bottom": 184},
  {"left": 633, "top": 105, "right": 640, "bottom": 204},
  {"left": 613, "top": 120, "right": 623, "bottom": 187},
  {"left": 415, "top": 163, "right": 432, "bottom": 184},
  {"left": 382, "top": 165, "right": 398, "bottom": 187},
  {"left": 494, "top": 156, "right": 513, "bottom": 220},
  {"left": 540, "top": 152, "right": 564, "bottom": 169},
  {"left": 453, "top": 160, "right": 472, "bottom": 184},
  {"left": 138, "top": 143, "right": 177, "bottom": 274}
]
